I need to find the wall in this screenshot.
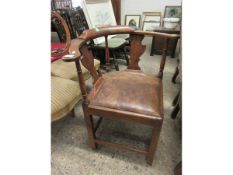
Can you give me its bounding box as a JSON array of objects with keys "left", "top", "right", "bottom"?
[
  {"left": 72, "top": 0, "right": 81, "bottom": 7},
  {"left": 121, "top": 0, "right": 181, "bottom": 25}
]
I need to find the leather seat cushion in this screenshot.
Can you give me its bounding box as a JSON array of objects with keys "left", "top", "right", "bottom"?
[
  {"left": 96, "top": 38, "right": 126, "bottom": 49},
  {"left": 51, "top": 59, "right": 100, "bottom": 81},
  {"left": 88, "top": 69, "right": 163, "bottom": 118},
  {"left": 51, "top": 76, "right": 81, "bottom": 122}
]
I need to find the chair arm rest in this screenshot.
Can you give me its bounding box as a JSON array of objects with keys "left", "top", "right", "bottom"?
[
  {"left": 79, "top": 25, "right": 179, "bottom": 41},
  {"left": 132, "top": 30, "right": 180, "bottom": 39},
  {"left": 62, "top": 38, "right": 85, "bottom": 62},
  {"left": 79, "top": 25, "right": 135, "bottom": 41}
]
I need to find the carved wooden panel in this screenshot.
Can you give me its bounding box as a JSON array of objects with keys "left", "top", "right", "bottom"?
[
  {"left": 80, "top": 45, "right": 100, "bottom": 83},
  {"left": 128, "top": 34, "right": 146, "bottom": 70}
]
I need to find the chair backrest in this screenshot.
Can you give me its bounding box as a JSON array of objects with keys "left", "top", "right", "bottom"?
[
  {"left": 51, "top": 11, "right": 71, "bottom": 58},
  {"left": 62, "top": 25, "right": 180, "bottom": 100}
]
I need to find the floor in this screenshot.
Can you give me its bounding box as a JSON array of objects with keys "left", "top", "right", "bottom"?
[{"left": 51, "top": 37, "right": 181, "bottom": 175}]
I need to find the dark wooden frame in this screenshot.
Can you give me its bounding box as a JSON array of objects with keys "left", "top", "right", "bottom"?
[
  {"left": 164, "top": 6, "right": 182, "bottom": 19},
  {"left": 62, "top": 26, "right": 179, "bottom": 165},
  {"left": 125, "top": 15, "right": 141, "bottom": 28}
]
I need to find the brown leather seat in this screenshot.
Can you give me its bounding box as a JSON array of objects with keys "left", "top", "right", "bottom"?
[{"left": 88, "top": 69, "right": 163, "bottom": 118}]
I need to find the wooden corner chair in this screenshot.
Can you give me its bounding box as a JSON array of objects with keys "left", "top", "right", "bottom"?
[{"left": 62, "top": 26, "right": 180, "bottom": 165}]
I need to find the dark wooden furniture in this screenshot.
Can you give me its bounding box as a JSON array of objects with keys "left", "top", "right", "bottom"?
[
  {"left": 51, "top": 11, "right": 71, "bottom": 60},
  {"left": 174, "top": 161, "right": 182, "bottom": 175},
  {"left": 62, "top": 26, "right": 179, "bottom": 165},
  {"left": 73, "top": 6, "right": 128, "bottom": 71},
  {"left": 150, "top": 26, "right": 180, "bottom": 58}
]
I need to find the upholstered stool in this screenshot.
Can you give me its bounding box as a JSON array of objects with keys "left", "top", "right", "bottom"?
[
  {"left": 51, "top": 59, "right": 100, "bottom": 81},
  {"left": 51, "top": 76, "right": 81, "bottom": 122}
]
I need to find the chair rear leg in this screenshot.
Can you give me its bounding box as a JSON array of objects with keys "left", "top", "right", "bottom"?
[
  {"left": 70, "top": 108, "right": 75, "bottom": 118},
  {"left": 172, "top": 91, "right": 180, "bottom": 106},
  {"left": 146, "top": 120, "right": 163, "bottom": 165},
  {"left": 123, "top": 46, "right": 129, "bottom": 66},
  {"left": 172, "top": 67, "right": 179, "bottom": 84},
  {"left": 112, "top": 51, "right": 119, "bottom": 71},
  {"left": 171, "top": 103, "right": 180, "bottom": 119}
]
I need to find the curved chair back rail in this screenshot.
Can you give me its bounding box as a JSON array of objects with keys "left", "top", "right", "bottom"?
[
  {"left": 64, "top": 25, "right": 179, "bottom": 60},
  {"left": 62, "top": 25, "right": 180, "bottom": 99}
]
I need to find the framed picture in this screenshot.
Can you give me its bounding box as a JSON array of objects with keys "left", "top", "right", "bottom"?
[
  {"left": 142, "top": 21, "right": 160, "bottom": 31},
  {"left": 164, "top": 6, "right": 182, "bottom": 18},
  {"left": 142, "top": 12, "right": 161, "bottom": 22},
  {"left": 81, "top": 0, "right": 117, "bottom": 44},
  {"left": 144, "top": 15, "right": 161, "bottom": 22},
  {"left": 125, "top": 15, "right": 141, "bottom": 28}
]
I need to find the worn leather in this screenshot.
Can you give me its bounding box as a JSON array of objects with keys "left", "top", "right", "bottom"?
[{"left": 88, "top": 69, "right": 163, "bottom": 118}]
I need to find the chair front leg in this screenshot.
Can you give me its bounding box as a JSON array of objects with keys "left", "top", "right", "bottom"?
[
  {"left": 83, "top": 103, "right": 97, "bottom": 149},
  {"left": 146, "top": 120, "right": 163, "bottom": 165}
]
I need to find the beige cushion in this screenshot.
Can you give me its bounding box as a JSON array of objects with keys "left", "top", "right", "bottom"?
[
  {"left": 51, "top": 59, "right": 100, "bottom": 81},
  {"left": 51, "top": 76, "right": 81, "bottom": 122}
]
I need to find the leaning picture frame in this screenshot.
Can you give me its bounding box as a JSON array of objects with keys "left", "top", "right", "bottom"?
[
  {"left": 142, "top": 12, "right": 161, "bottom": 22},
  {"left": 142, "top": 21, "right": 161, "bottom": 31},
  {"left": 164, "top": 6, "right": 182, "bottom": 19},
  {"left": 125, "top": 15, "right": 141, "bottom": 29},
  {"left": 144, "top": 15, "right": 161, "bottom": 22},
  {"left": 81, "top": 0, "right": 117, "bottom": 44},
  {"left": 141, "top": 12, "right": 161, "bottom": 30}
]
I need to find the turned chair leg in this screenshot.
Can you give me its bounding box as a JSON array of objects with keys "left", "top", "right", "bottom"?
[{"left": 146, "top": 121, "right": 163, "bottom": 165}]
